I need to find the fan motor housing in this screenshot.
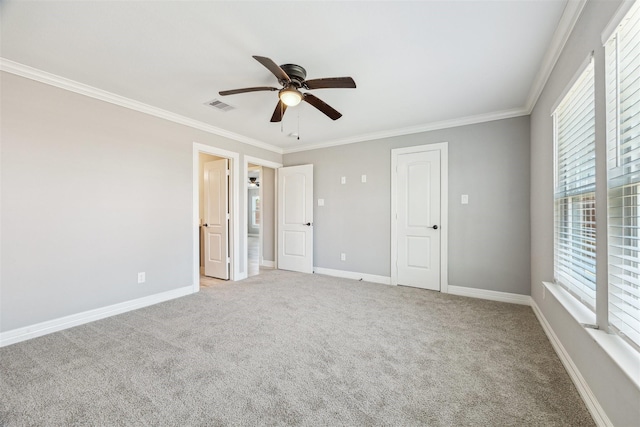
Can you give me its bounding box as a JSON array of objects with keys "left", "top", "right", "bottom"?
[{"left": 280, "top": 64, "right": 307, "bottom": 86}]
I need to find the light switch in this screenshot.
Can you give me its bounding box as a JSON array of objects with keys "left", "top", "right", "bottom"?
[
  {"left": 361, "top": 174, "right": 367, "bottom": 183},
  {"left": 461, "top": 194, "right": 469, "bottom": 204},
  {"left": 318, "top": 198, "right": 325, "bottom": 206},
  {"left": 341, "top": 176, "right": 346, "bottom": 184}
]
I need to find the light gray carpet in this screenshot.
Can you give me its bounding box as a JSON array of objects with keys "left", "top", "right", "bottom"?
[{"left": 0, "top": 270, "right": 594, "bottom": 426}]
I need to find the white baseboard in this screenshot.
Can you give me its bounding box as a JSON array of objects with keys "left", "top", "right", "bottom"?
[
  {"left": 530, "top": 300, "right": 612, "bottom": 427},
  {"left": 313, "top": 267, "right": 391, "bottom": 285},
  {"left": 447, "top": 285, "right": 532, "bottom": 305},
  {"left": 0, "top": 285, "right": 195, "bottom": 348},
  {"left": 261, "top": 260, "right": 275, "bottom": 268}
]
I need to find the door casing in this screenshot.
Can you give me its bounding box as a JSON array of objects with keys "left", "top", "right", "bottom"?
[
  {"left": 391, "top": 143, "right": 448, "bottom": 292},
  {"left": 193, "top": 143, "right": 239, "bottom": 291},
  {"left": 244, "top": 156, "right": 283, "bottom": 276}
]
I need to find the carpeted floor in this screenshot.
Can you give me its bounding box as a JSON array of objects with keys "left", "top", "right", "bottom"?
[{"left": 0, "top": 270, "right": 594, "bottom": 426}]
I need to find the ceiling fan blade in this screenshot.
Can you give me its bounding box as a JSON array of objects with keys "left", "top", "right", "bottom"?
[
  {"left": 219, "top": 86, "right": 278, "bottom": 96},
  {"left": 303, "top": 93, "right": 342, "bottom": 120},
  {"left": 253, "top": 55, "right": 291, "bottom": 83},
  {"left": 304, "top": 77, "right": 356, "bottom": 90},
  {"left": 270, "top": 100, "right": 288, "bottom": 122}
]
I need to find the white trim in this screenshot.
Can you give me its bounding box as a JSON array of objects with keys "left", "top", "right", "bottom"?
[
  {"left": 0, "top": 58, "right": 283, "bottom": 155},
  {"left": 283, "top": 109, "right": 526, "bottom": 154},
  {"left": 550, "top": 51, "right": 594, "bottom": 115},
  {"left": 447, "top": 286, "right": 531, "bottom": 306},
  {"left": 531, "top": 299, "right": 613, "bottom": 427},
  {"left": 312, "top": 270, "right": 532, "bottom": 306},
  {"left": 440, "top": 145, "right": 449, "bottom": 294},
  {"left": 390, "top": 142, "right": 449, "bottom": 293},
  {"left": 313, "top": 267, "right": 391, "bottom": 285},
  {"left": 543, "top": 281, "right": 596, "bottom": 326},
  {"left": 243, "top": 156, "right": 283, "bottom": 280},
  {"left": 1, "top": 57, "right": 568, "bottom": 157},
  {"left": 602, "top": 0, "right": 637, "bottom": 45},
  {"left": 542, "top": 282, "right": 640, "bottom": 389},
  {"left": 525, "top": 0, "right": 588, "bottom": 112},
  {"left": 193, "top": 143, "right": 241, "bottom": 287},
  {"left": 0, "top": 285, "right": 194, "bottom": 348},
  {"left": 244, "top": 156, "right": 283, "bottom": 171}
]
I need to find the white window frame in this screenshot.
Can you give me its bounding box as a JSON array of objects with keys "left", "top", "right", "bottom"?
[
  {"left": 552, "top": 55, "right": 597, "bottom": 310},
  {"left": 604, "top": 0, "right": 640, "bottom": 349}
]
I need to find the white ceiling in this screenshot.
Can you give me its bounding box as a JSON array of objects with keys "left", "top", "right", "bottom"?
[{"left": 1, "top": 1, "right": 570, "bottom": 153}]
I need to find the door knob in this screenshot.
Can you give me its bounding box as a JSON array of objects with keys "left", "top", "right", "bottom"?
[
  {"left": 304, "top": 222, "right": 312, "bottom": 226},
  {"left": 432, "top": 225, "right": 438, "bottom": 230},
  {"left": 203, "top": 224, "right": 208, "bottom": 227}
]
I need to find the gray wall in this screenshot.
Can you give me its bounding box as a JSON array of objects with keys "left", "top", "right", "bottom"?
[
  {"left": 530, "top": 0, "right": 639, "bottom": 425},
  {"left": 284, "top": 116, "right": 531, "bottom": 295},
  {"left": 1, "top": 72, "right": 281, "bottom": 332},
  {"left": 261, "top": 167, "right": 276, "bottom": 263}
]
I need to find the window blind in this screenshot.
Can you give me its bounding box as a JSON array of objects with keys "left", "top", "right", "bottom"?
[
  {"left": 606, "top": 0, "right": 640, "bottom": 347},
  {"left": 553, "top": 59, "right": 597, "bottom": 308}
]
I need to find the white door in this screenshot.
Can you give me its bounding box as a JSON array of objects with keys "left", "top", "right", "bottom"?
[
  {"left": 278, "top": 164, "right": 313, "bottom": 273},
  {"left": 203, "top": 159, "right": 229, "bottom": 279},
  {"left": 395, "top": 149, "right": 441, "bottom": 290}
]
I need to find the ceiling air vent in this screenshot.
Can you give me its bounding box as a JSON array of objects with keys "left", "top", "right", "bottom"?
[{"left": 205, "top": 99, "right": 235, "bottom": 112}]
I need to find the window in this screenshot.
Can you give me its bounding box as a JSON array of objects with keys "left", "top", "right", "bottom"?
[
  {"left": 553, "top": 58, "right": 597, "bottom": 309},
  {"left": 605, "top": 0, "right": 640, "bottom": 347}
]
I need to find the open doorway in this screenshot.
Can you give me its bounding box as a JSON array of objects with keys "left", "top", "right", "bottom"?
[
  {"left": 247, "top": 164, "right": 261, "bottom": 277},
  {"left": 244, "top": 156, "right": 281, "bottom": 278},
  {"left": 193, "top": 143, "right": 239, "bottom": 292}
]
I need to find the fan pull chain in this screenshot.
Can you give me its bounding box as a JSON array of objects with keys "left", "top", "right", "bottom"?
[{"left": 297, "top": 108, "right": 300, "bottom": 140}]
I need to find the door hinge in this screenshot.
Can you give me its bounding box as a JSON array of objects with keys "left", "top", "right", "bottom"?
[
  {"left": 226, "top": 213, "right": 230, "bottom": 220},
  {"left": 227, "top": 257, "right": 231, "bottom": 264},
  {"left": 226, "top": 170, "right": 230, "bottom": 176}
]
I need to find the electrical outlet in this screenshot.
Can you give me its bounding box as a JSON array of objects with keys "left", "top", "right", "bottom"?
[
  {"left": 138, "top": 272, "right": 146, "bottom": 284},
  {"left": 341, "top": 176, "right": 346, "bottom": 184},
  {"left": 340, "top": 253, "right": 346, "bottom": 261}
]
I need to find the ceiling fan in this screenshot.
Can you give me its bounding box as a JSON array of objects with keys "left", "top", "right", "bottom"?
[{"left": 219, "top": 55, "right": 356, "bottom": 122}]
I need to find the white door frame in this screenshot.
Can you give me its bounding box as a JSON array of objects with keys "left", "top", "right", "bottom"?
[
  {"left": 244, "top": 156, "right": 283, "bottom": 275},
  {"left": 193, "top": 142, "right": 239, "bottom": 291},
  {"left": 391, "top": 142, "right": 449, "bottom": 293}
]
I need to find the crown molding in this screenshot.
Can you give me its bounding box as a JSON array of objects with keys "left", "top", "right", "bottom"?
[
  {"left": 286, "top": 0, "right": 588, "bottom": 155},
  {"left": 282, "top": 107, "right": 528, "bottom": 154},
  {"left": 4, "top": 4, "right": 584, "bottom": 162},
  {"left": 0, "top": 58, "right": 283, "bottom": 155},
  {"left": 524, "top": 0, "right": 588, "bottom": 113}
]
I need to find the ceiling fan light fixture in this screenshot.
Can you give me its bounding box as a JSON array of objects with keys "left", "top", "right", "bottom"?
[{"left": 279, "top": 88, "right": 303, "bottom": 107}]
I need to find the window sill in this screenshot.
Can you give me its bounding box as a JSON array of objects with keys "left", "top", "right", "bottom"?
[
  {"left": 542, "top": 281, "right": 596, "bottom": 326},
  {"left": 586, "top": 328, "right": 640, "bottom": 390},
  {"left": 542, "top": 281, "right": 640, "bottom": 391}
]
